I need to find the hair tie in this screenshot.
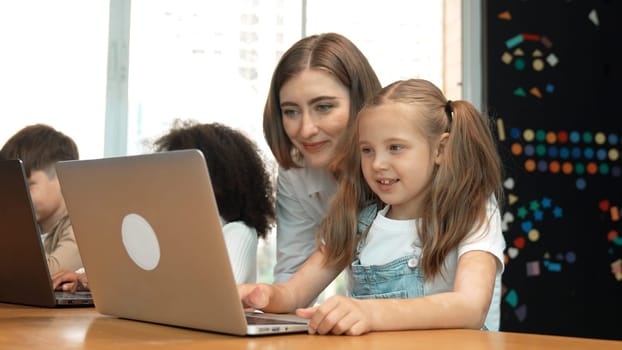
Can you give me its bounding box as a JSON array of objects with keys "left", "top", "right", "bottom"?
[{"left": 444, "top": 100, "right": 453, "bottom": 124}]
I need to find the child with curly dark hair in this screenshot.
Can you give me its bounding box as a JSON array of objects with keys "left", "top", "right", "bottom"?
[
  {"left": 53, "top": 120, "right": 276, "bottom": 290},
  {"left": 153, "top": 121, "right": 275, "bottom": 281},
  {"left": 153, "top": 120, "right": 275, "bottom": 242}
]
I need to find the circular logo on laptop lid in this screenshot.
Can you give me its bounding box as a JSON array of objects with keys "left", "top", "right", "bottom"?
[{"left": 121, "top": 213, "right": 161, "bottom": 270}]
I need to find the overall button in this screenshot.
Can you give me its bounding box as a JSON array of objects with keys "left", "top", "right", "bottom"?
[{"left": 407, "top": 258, "right": 418, "bottom": 268}]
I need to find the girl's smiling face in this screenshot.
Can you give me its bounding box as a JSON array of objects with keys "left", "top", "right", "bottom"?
[{"left": 358, "top": 102, "right": 442, "bottom": 220}]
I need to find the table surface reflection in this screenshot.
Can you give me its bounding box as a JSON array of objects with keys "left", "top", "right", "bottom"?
[{"left": 1, "top": 303, "right": 620, "bottom": 349}]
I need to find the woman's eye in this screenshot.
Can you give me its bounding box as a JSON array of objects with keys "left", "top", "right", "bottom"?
[
  {"left": 316, "top": 103, "right": 333, "bottom": 112},
  {"left": 281, "top": 109, "right": 299, "bottom": 118}
]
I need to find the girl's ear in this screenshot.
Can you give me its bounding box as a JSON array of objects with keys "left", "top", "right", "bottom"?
[{"left": 434, "top": 132, "right": 450, "bottom": 165}]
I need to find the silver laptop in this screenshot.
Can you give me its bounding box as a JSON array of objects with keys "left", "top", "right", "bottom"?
[
  {"left": 56, "top": 149, "right": 309, "bottom": 336},
  {"left": 0, "top": 159, "right": 93, "bottom": 307}
]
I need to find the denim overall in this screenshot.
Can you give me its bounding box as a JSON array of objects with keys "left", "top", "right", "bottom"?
[
  {"left": 349, "top": 205, "right": 425, "bottom": 299},
  {"left": 348, "top": 204, "right": 489, "bottom": 330}
]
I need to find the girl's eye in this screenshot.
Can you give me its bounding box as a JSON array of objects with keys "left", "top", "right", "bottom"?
[
  {"left": 389, "top": 144, "right": 403, "bottom": 151},
  {"left": 360, "top": 146, "right": 372, "bottom": 154}
]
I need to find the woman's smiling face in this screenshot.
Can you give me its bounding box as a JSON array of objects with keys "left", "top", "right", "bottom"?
[{"left": 279, "top": 68, "right": 351, "bottom": 169}]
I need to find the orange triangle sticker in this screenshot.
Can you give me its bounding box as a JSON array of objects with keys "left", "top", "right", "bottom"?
[{"left": 498, "top": 11, "right": 512, "bottom": 20}]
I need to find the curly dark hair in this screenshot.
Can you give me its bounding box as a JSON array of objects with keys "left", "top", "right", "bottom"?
[{"left": 153, "top": 120, "right": 275, "bottom": 239}]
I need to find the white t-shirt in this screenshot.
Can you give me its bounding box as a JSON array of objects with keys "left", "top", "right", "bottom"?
[
  {"left": 220, "top": 217, "right": 259, "bottom": 284},
  {"left": 358, "top": 197, "right": 505, "bottom": 330}
]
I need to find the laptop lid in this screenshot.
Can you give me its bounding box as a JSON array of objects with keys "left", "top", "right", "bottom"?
[
  {"left": 56, "top": 150, "right": 308, "bottom": 336},
  {"left": 0, "top": 159, "right": 93, "bottom": 307}
]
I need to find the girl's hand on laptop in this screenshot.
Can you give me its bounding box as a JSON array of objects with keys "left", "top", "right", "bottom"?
[
  {"left": 295, "top": 295, "right": 372, "bottom": 336},
  {"left": 52, "top": 270, "right": 89, "bottom": 292}
]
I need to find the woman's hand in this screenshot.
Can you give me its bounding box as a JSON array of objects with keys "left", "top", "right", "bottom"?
[{"left": 237, "top": 283, "right": 272, "bottom": 311}]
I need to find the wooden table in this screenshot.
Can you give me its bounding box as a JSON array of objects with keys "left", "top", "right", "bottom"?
[{"left": 1, "top": 303, "right": 620, "bottom": 349}]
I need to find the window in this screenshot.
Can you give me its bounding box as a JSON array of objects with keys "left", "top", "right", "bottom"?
[
  {"left": 1, "top": 0, "right": 469, "bottom": 301},
  {"left": 123, "top": 1, "right": 447, "bottom": 295},
  {"left": 0, "top": 0, "right": 110, "bottom": 160},
  {"left": 125, "top": 0, "right": 304, "bottom": 157},
  {"left": 124, "top": 0, "right": 446, "bottom": 157}
]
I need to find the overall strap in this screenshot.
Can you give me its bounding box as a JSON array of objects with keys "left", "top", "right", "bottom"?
[{"left": 357, "top": 204, "right": 378, "bottom": 235}]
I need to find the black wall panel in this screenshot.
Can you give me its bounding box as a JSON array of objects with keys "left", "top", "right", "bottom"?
[{"left": 484, "top": 0, "right": 622, "bottom": 340}]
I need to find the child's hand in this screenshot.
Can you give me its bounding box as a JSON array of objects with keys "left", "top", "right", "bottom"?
[
  {"left": 51, "top": 271, "right": 89, "bottom": 292},
  {"left": 295, "top": 295, "right": 372, "bottom": 336}
]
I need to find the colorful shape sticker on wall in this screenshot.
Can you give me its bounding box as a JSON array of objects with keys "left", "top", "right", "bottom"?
[
  {"left": 497, "top": 10, "right": 558, "bottom": 99},
  {"left": 598, "top": 200, "right": 622, "bottom": 282},
  {"left": 500, "top": 160, "right": 571, "bottom": 323},
  {"left": 501, "top": 187, "right": 573, "bottom": 322},
  {"left": 588, "top": 9, "right": 599, "bottom": 26},
  {"left": 504, "top": 289, "right": 528, "bottom": 322},
  {"left": 498, "top": 116, "right": 622, "bottom": 323},
  {"left": 498, "top": 10, "right": 512, "bottom": 21},
  {"left": 499, "top": 121, "right": 621, "bottom": 190}
]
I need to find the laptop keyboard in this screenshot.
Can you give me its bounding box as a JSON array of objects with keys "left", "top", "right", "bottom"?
[
  {"left": 245, "top": 313, "right": 308, "bottom": 325},
  {"left": 55, "top": 291, "right": 93, "bottom": 300}
]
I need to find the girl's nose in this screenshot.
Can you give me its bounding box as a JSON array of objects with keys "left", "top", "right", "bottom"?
[{"left": 372, "top": 152, "right": 389, "bottom": 170}]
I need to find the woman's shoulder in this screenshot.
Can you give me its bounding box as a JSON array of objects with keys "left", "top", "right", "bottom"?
[
  {"left": 278, "top": 163, "right": 329, "bottom": 178},
  {"left": 277, "top": 165, "right": 336, "bottom": 191}
]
